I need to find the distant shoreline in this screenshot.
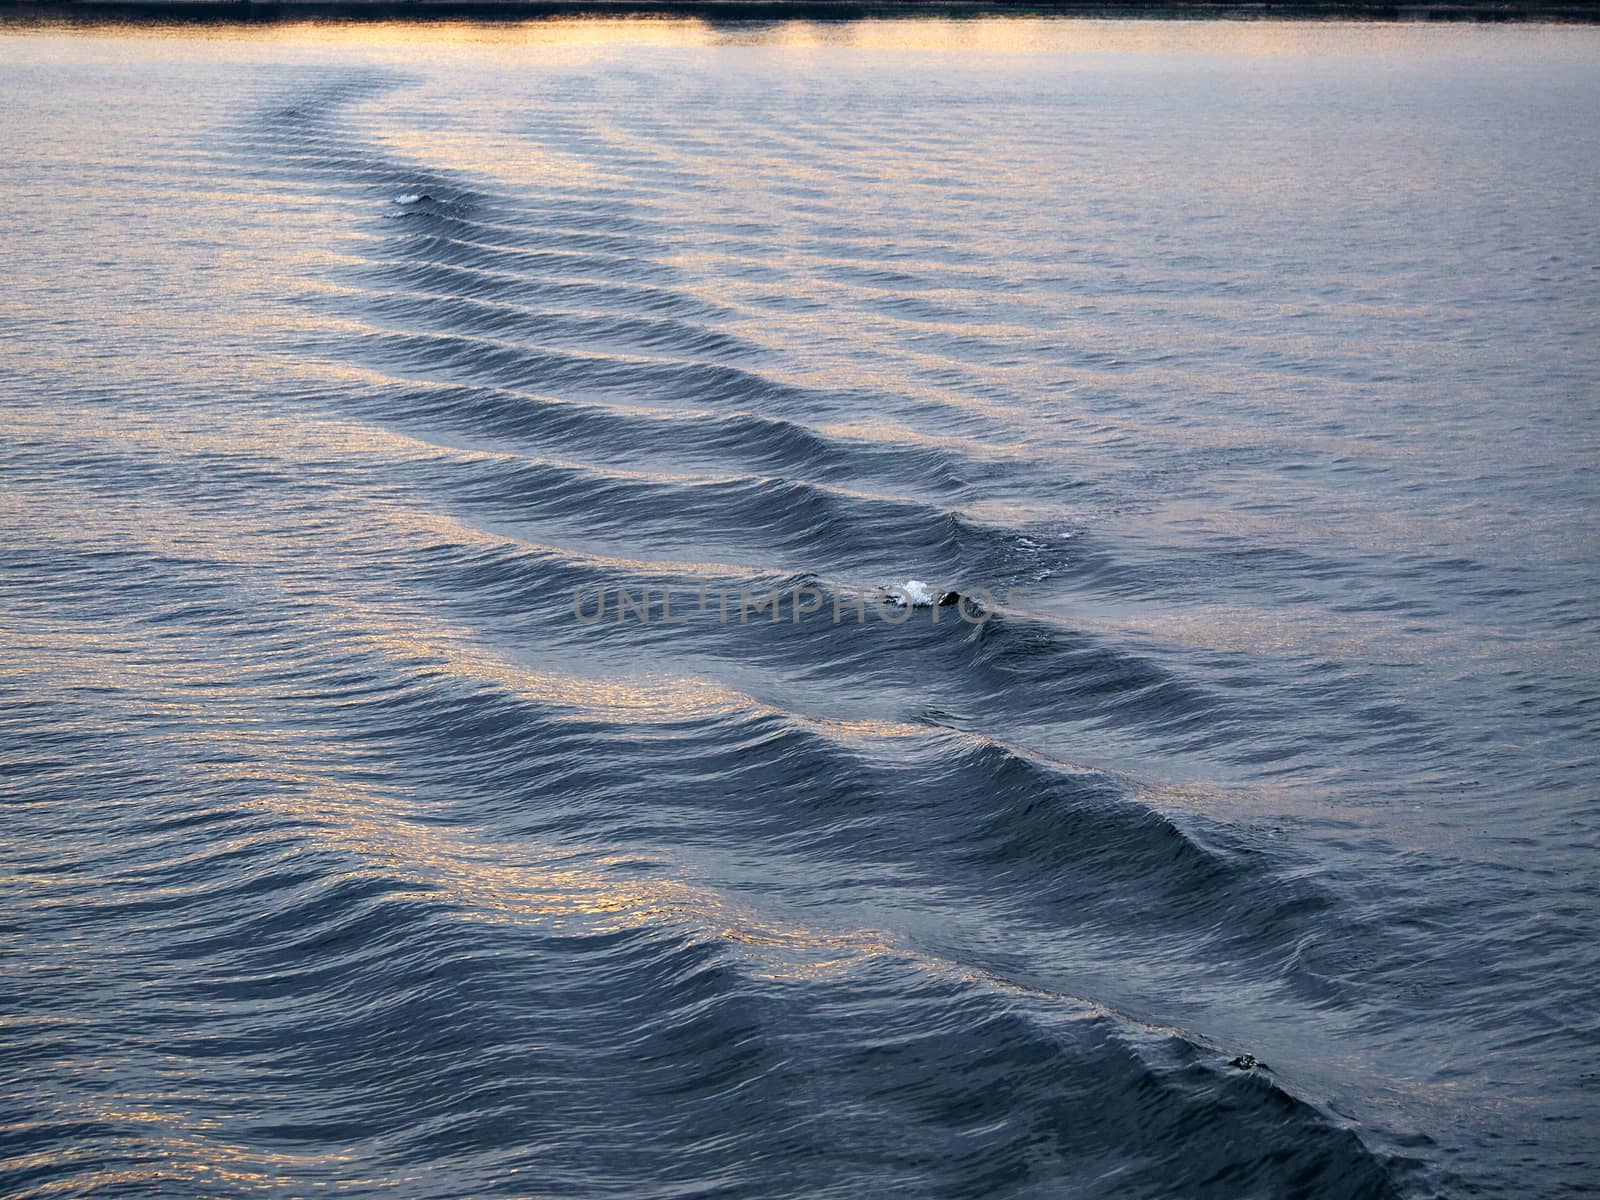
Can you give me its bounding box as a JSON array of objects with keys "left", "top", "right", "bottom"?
[{"left": 5, "top": 0, "right": 1600, "bottom": 24}]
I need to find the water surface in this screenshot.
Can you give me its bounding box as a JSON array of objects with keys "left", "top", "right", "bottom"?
[{"left": 2, "top": 18, "right": 1598, "bottom": 1199}]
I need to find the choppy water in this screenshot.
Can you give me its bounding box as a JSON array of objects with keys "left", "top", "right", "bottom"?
[{"left": 3, "top": 18, "right": 1598, "bottom": 1199}]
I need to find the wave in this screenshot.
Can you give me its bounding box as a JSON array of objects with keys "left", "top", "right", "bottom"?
[{"left": 17, "top": 42, "right": 1594, "bottom": 1200}]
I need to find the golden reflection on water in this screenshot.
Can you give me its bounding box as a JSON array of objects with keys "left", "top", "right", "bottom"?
[
  {"left": 13, "top": 626, "right": 916, "bottom": 964},
  {"left": 0, "top": 14, "right": 1541, "bottom": 59},
  {"left": 1, "top": 395, "right": 966, "bottom": 744}
]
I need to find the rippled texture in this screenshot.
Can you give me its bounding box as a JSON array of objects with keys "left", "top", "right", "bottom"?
[{"left": 2, "top": 18, "right": 1598, "bottom": 1199}]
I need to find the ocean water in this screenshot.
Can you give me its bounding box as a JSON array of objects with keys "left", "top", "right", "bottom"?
[{"left": 2, "top": 17, "right": 1597, "bottom": 1198}]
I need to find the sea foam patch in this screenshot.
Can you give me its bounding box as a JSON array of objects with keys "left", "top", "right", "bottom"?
[{"left": 885, "top": 581, "right": 958, "bottom": 607}]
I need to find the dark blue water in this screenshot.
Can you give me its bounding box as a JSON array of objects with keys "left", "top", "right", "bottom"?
[{"left": 2, "top": 19, "right": 1598, "bottom": 1199}]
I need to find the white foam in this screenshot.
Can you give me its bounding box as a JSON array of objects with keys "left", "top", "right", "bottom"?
[
  {"left": 887, "top": 580, "right": 942, "bottom": 607},
  {"left": 392, "top": 193, "right": 427, "bottom": 206}
]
